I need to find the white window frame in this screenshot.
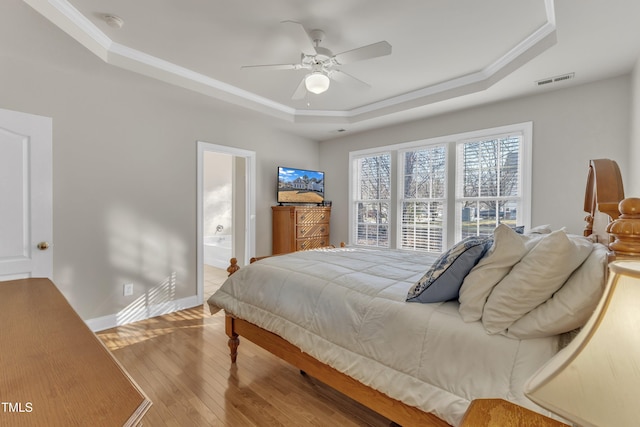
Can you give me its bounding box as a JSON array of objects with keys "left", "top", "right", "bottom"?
[
  {"left": 398, "top": 143, "right": 448, "bottom": 252},
  {"left": 348, "top": 122, "right": 532, "bottom": 252},
  {"left": 350, "top": 150, "right": 393, "bottom": 248},
  {"left": 454, "top": 126, "right": 532, "bottom": 240}
]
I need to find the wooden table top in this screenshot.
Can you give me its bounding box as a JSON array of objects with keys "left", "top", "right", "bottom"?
[{"left": 0, "top": 278, "right": 151, "bottom": 426}]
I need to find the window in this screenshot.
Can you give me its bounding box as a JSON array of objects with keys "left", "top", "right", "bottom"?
[
  {"left": 456, "top": 133, "right": 524, "bottom": 239},
  {"left": 349, "top": 123, "right": 531, "bottom": 253},
  {"left": 353, "top": 153, "right": 391, "bottom": 247},
  {"left": 400, "top": 145, "right": 447, "bottom": 252}
]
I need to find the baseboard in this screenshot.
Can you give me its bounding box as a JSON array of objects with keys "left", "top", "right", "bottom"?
[{"left": 85, "top": 295, "right": 201, "bottom": 332}]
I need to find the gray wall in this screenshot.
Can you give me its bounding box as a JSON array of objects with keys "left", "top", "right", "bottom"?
[
  {"left": 0, "top": 1, "right": 319, "bottom": 320},
  {"left": 320, "top": 75, "right": 632, "bottom": 246}
]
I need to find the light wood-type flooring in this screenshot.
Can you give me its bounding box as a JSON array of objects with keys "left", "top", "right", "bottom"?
[{"left": 97, "top": 266, "right": 391, "bottom": 426}]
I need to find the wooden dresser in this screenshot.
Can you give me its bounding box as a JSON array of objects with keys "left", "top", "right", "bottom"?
[
  {"left": 0, "top": 278, "right": 151, "bottom": 426},
  {"left": 272, "top": 205, "right": 331, "bottom": 254}
]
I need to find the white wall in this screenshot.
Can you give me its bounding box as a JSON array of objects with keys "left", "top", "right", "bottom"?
[
  {"left": 0, "top": 1, "right": 319, "bottom": 321},
  {"left": 320, "top": 76, "right": 631, "bottom": 245},
  {"left": 204, "top": 152, "right": 233, "bottom": 237}
]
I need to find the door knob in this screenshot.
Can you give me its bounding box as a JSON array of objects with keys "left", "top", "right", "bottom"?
[{"left": 37, "top": 242, "right": 50, "bottom": 250}]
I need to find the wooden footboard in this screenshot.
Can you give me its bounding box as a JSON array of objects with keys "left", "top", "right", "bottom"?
[
  {"left": 220, "top": 242, "right": 451, "bottom": 426},
  {"left": 224, "top": 314, "right": 450, "bottom": 427}
]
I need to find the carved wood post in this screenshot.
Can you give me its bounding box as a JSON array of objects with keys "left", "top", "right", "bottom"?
[
  {"left": 227, "top": 257, "right": 239, "bottom": 276},
  {"left": 225, "top": 314, "right": 240, "bottom": 363},
  {"left": 607, "top": 198, "right": 640, "bottom": 257}
]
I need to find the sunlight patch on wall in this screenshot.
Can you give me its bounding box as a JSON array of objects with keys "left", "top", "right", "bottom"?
[
  {"left": 204, "top": 183, "right": 232, "bottom": 236},
  {"left": 116, "top": 272, "right": 177, "bottom": 326},
  {"left": 106, "top": 204, "right": 188, "bottom": 326}
]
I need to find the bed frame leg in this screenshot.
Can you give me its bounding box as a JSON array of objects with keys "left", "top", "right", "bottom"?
[
  {"left": 225, "top": 314, "right": 240, "bottom": 363},
  {"left": 228, "top": 334, "right": 239, "bottom": 363}
]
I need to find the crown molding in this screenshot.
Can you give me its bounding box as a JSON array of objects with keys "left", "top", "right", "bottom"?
[{"left": 23, "top": 0, "right": 557, "bottom": 125}]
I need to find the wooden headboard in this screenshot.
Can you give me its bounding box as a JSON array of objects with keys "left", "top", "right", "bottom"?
[{"left": 583, "top": 158, "right": 640, "bottom": 258}]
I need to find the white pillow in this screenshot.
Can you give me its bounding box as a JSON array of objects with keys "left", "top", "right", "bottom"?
[
  {"left": 526, "top": 224, "right": 552, "bottom": 235},
  {"left": 458, "top": 224, "right": 528, "bottom": 322},
  {"left": 506, "top": 242, "right": 608, "bottom": 338},
  {"left": 482, "top": 230, "right": 594, "bottom": 334}
]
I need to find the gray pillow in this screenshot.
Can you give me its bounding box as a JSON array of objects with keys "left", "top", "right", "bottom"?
[{"left": 407, "top": 236, "right": 491, "bottom": 303}]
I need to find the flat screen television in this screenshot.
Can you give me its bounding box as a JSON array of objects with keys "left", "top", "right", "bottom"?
[{"left": 277, "top": 166, "right": 325, "bottom": 205}]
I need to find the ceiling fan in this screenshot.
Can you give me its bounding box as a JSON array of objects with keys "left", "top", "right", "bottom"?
[{"left": 242, "top": 21, "right": 392, "bottom": 99}]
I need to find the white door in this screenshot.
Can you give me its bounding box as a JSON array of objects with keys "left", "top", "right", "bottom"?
[{"left": 0, "top": 108, "right": 53, "bottom": 281}]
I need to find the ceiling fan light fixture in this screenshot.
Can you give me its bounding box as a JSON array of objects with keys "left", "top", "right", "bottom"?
[{"left": 305, "top": 72, "right": 330, "bottom": 94}]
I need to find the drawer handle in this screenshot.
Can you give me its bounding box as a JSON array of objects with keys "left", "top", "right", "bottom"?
[
  {"left": 320, "top": 214, "right": 325, "bottom": 220},
  {"left": 300, "top": 214, "right": 306, "bottom": 221},
  {"left": 301, "top": 242, "right": 307, "bottom": 249},
  {"left": 300, "top": 229, "right": 306, "bottom": 236}
]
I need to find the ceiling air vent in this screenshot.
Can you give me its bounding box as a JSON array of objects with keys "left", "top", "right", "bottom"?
[{"left": 535, "top": 72, "right": 575, "bottom": 87}]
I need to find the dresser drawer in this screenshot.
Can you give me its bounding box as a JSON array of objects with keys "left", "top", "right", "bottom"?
[
  {"left": 297, "top": 223, "right": 329, "bottom": 239},
  {"left": 272, "top": 205, "right": 331, "bottom": 255},
  {"left": 296, "top": 236, "right": 330, "bottom": 251},
  {"left": 296, "top": 209, "right": 330, "bottom": 224}
]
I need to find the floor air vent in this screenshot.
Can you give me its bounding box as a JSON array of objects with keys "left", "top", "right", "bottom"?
[{"left": 536, "top": 72, "right": 575, "bottom": 86}]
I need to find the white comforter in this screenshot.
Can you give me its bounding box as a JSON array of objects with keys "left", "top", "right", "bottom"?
[{"left": 208, "top": 247, "right": 560, "bottom": 426}]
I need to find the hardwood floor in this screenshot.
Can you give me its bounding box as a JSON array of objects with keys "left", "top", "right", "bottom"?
[
  {"left": 204, "top": 264, "right": 228, "bottom": 298},
  {"left": 97, "top": 294, "right": 391, "bottom": 426}
]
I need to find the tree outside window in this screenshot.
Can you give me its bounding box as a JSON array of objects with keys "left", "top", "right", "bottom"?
[
  {"left": 354, "top": 154, "right": 391, "bottom": 247},
  {"left": 457, "top": 135, "right": 522, "bottom": 239}
]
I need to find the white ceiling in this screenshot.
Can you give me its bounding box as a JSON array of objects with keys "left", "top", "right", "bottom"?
[{"left": 23, "top": 0, "right": 640, "bottom": 140}]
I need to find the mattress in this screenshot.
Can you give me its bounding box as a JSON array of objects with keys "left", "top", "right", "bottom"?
[{"left": 208, "top": 247, "right": 560, "bottom": 426}]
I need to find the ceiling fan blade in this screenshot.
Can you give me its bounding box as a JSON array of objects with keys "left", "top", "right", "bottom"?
[
  {"left": 281, "top": 21, "right": 317, "bottom": 56},
  {"left": 334, "top": 41, "right": 392, "bottom": 64},
  {"left": 329, "top": 70, "right": 371, "bottom": 89},
  {"left": 291, "top": 77, "right": 308, "bottom": 99},
  {"left": 241, "top": 63, "right": 299, "bottom": 71}
]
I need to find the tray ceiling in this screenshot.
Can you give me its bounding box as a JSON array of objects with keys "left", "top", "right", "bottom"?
[{"left": 22, "top": 0, "right": 640, "bottom": 139}]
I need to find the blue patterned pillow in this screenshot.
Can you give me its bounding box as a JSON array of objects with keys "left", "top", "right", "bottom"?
[
  {"left": 511, "top": 225, "right": 525, "bottom": 234},
  {"left": 407, "top": 236, "right": 492, "bottom": 303}
]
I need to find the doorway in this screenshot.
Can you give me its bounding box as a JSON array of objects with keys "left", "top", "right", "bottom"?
[{"left": 197, "top": 141, "right": 255, "bottom": 303}]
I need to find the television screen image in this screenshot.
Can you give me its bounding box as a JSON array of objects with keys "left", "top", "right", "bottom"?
[{"left": 277, "top": 166, "right": 325, "bottom": 204}]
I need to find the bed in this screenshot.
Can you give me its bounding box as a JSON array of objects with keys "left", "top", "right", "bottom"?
[{"left": 208, "top": 159, "right": 640, "bottom": 427}]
